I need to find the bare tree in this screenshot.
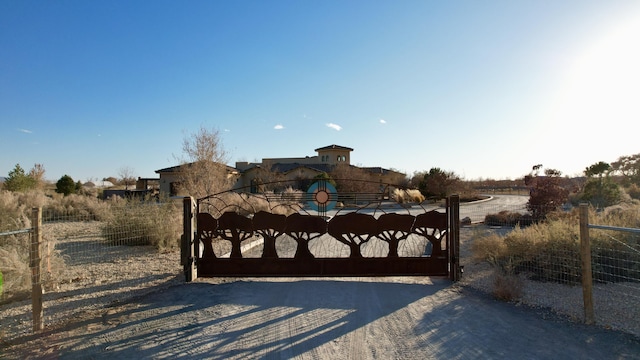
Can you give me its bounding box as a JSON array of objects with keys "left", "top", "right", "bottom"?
[
  {"left": 250, "top": 160, "right": 287, "bottom": 192},
  {"left": 118, "top": 166, "right": 137, "bottom": 190},
  {"left": 330, "top": 163, "right": 379, "bottom": 194},
  {"left": 28, "top": 163, "right": 46, "bottom": 189},
  {"left": 176, "top": 126, "right": 234, "bottom": 199}
]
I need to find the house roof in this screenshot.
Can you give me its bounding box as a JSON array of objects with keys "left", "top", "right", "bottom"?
[
  {"left": 360, "top": 167, "right": 405, "bottom": 176},
  {"left": 83, "top": 180, "right": 114, "bottom": 188},
  {"left": 241, "top": 162, "right": 404, "bottom": 177},
  {"left": 271, "top": 163, "right": 334, "bottom": 174},
  {"left": 314, "top": 144, "right": 354, "bottom": 152},
  {"left": 155, "top": 162, "right": 238, "bottom": 174}
]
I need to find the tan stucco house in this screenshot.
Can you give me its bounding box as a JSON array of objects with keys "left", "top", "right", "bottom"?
[
  {"left": 155, "top": 163, "right": 240, "bottom": 197},
  {"left": 156, "top": 145, "right": 404, "bottom": 196}
]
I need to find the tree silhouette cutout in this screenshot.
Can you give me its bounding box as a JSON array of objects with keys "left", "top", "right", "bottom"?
[
  {"left": 327, "top": 212, "right": 377, "bottom": 258},
  {"left": 413, "top": 210, "right": 447, "bottom": 256},
  {"left": 285, "top": 213, "right": 327, "bottom": 259},
  {"left": 253, "top": 211, "right": 286, "bottom": 258},
  {"left": 216, "top": 212, "right": 253, "bottom": 258},
  {"left": 196, "top": 212, "right": 218, "bottom": 259},
  {"left": 376, "top": 213, "right": 415, "bottom": 258}
]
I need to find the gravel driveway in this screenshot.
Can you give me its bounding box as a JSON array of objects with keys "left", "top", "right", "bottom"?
[{"left": 3, "top": 276, "right": 639, "bottom": 359}]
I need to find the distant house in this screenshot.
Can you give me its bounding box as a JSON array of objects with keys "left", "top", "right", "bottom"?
[
  {"left": 155, "top": 145, "right": 405, "bottom": 197},
  {"left": 83, "top": 180, "right": 114, "bottom": 188},
  {"left": 155, "top": 163, "right": 240, "bottom": 197}
]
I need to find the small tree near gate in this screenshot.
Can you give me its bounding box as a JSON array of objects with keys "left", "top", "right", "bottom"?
[
  {"left": 525, "top": 164, "right": 569, "bottom": 219},
  {"left": 415, "top": 167, "right": 460, "bottom": 200}
]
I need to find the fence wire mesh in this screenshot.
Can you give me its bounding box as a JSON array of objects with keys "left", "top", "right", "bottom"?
[
  {"left": 1, "top": 202, "right": 183, "bottom": 343},
  {"left": 457, "top": 199, "right": 640, "bottom": 337}
]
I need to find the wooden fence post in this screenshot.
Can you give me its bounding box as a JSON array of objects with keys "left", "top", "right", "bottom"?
[
  {"left": 30, "top": 207, "right": 43, "bottom": 331},
  {"left": 183, "top": 197, "right": 197, "bottom": 282},
  {"left": 448, "top": 195, "right": 461, "bottom": 282},
  {"left": 579, "top": 203, "right": 595, "bottom": 325}
]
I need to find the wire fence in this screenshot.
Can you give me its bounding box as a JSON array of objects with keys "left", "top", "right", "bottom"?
[
  {"left": 457, "top": 199, "right": 640, "bottom": 337},
  {"left": 1, "top": 194, "right": 639, "bottom": 342},
  {"left": 0, "top": 202, "right": 183, "bottom": 343}
]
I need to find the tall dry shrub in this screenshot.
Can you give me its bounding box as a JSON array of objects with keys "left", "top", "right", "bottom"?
[
  {"left": 0, "top": 191, "right": 31, "bottom": 302},
  {"left": 492, "top": 269, "right": 524, "bottom": 301},
  {"left": 101, "top": 197, "right": 181, "bottom": 250},
  {"left": 472, "top": 205, "right": 640, "bottom": 284},
  {"left": 392, "top": 189, "right": 425, "bottom": 204},
  {"left": 0, "top": 190, "right": 65, "bottom": 302},
  {"left": 44, "top": 193, "right": 110, "bottom": 221}
]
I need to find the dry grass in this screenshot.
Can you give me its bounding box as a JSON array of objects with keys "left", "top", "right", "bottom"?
[
  {"left": 472, "top": 205, "right": 640, "bottom": 287},
  {"left": 492, "top": 270, "right": 524, "bottom": 301},
  {"left": 0, "top": 191, "right": 37, "bottom": 302},
  {"left": 1, "top": 190, "right": 183, "bottom": 303},
  {"left": 101, "top": 196, "right": 182, "bottom": 250},
  {"left": 392, "top": 189, "right": 425, "bottom": 204}
]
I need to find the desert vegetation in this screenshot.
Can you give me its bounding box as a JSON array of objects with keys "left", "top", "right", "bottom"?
[
  {"left": 0, "top": 189, "right": 182, "bottom": 303},
  {"left": 473, "top": 157, "right": 640, "bottom": 301},
  {"left": 100, "top": 196, "right": 182, "bottom": 248},
  {"left": 473, "top": 205, "right": 640, "bottom": 284},
  {"left": 391, "top": 188, "right": 425, "bottom": 204}
]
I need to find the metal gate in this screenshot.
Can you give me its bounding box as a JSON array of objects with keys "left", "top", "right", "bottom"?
[{"left": 182, "top": 180, "right": 460, "bottom": 281}]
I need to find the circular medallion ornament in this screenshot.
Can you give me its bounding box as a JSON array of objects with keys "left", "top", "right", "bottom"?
[{"left": 307, "top": 181, "right": 337, "bottom": 212}]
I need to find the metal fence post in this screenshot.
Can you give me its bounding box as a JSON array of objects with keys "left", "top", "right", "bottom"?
[
  {"left": 579, "top": 203, "right": 595, "bottom": 325},
  {"left": 30, "top": 207, "right": 43, "bottom": 331},
  {"left": 183, "top": 197, "right": 197, "bottom": 282},
  {"left": 448, "top": 195, "right": 461, "bottom": 282}
]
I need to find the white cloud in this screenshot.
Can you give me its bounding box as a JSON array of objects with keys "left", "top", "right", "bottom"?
[
  {"left": 326, "top": 123, "right": 342, "bottom": 131},
  {"left": 224, "top": 129, "right": 231, "bottom": 132},
  {"left": 18, "top": 128, "right": 32, "bottom": 134},
  {"left": 274, "top": 124, "right": 284, "bottom": 130},
  {"left": 379, "top": 119, "right": 386, "bottom": 124}
]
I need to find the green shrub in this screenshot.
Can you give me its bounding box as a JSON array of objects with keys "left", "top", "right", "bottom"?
[
  {"left": 3, "top": 164, "right": 37, "bottom": 192},
  {"left": 55, "top": 175, "right": 77, "bottom": 196}
]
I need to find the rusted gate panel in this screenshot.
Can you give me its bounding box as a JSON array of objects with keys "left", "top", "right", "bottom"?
[
  {"left": 191, "top": 196, "right": 458, "bottom": 278},
  {"left": 196, "top": 258, "right": 449, "bottom": 277}
]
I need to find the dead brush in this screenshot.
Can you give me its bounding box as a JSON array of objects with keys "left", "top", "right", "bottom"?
[
  {"left": 1, "top": 190, "right": 68, "bottom": 302},
  {"left": 392, "top": 189, "right": 425, "bottom": 204},
  {"left": 492, "top": 266, "right": 524, "bottom": 302},
  {"left": 101, "top": 197, "right": 182, "bottom": 250},
  {"left": 472, "top": 204, "right": 640, "bottom": 288}
]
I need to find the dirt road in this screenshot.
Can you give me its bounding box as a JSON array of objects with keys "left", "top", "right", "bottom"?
[{"left": 4, "top": 276, "right": 639, "bottom": 359}]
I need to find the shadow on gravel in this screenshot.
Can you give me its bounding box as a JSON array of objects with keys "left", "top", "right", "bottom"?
[
  {"left": 5, "top": 279, "right": 640, "bottom": 359},
  {"left": 415, "top": 287, "right": 640, "bottom": 359},
  {"left": 7, "top": 278, "right": 451, "bottom": 359}
]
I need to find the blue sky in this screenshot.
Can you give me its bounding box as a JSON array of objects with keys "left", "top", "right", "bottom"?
[{"left": 2, "top": 1, "right": 639, "bottom": 182}]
